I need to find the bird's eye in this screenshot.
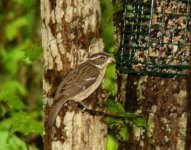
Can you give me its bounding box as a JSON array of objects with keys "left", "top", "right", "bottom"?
[{"left": 100, "top": 56, "right": 105, "bottom": 60}]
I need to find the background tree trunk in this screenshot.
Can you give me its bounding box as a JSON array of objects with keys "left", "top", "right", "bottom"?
[
  {"left": 114, "top": 1, "right": 191, "bottom": 149},
  {"left": 123, "top": 76, "right": 190, "bottom": 150},
  {"left": 41, "top": 0, "right": 107, "bottom": 149}
]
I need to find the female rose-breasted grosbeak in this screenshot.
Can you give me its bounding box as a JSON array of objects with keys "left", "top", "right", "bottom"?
[{"left": 46, "top": 52, "right": 115, "bottom": 128}]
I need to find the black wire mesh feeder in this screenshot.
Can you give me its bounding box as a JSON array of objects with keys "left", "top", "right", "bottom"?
[{"left": 117, "top": 0, "right": 191, "bottom": 77}]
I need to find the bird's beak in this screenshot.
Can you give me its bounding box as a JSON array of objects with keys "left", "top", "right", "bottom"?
[{"left": 108, "top": 57, "right": 116, "bottom": 63}]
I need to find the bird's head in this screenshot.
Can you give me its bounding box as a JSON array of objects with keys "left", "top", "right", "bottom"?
[{"left": 88, "top": 52, "right": 115, "bottom": 69}]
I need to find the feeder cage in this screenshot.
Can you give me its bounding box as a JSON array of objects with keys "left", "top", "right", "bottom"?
[{"left": 117, "top": 0, "right": 191, "bottom": 76}]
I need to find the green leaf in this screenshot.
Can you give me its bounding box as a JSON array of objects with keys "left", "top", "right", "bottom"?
[
  {"left": 104, "top": 99, "right": 126, "bottom": 116},
  {"left": 0, "top": 131, "right": 27, "bottom": 150},
  {"left": 0, "top": 39, "right": 31, "bottom": 75},
  {"left": 0, "top": 80, "right": 27, "bottom": 111},
  {"left": 104, "top": 116, "right": 116, "bottom": 124},
  {"left": 13, "top": 0, "right": 24, "bottom": 4},
  {"left": 104, "top": 64, "right": 117, "bottom": 96},
  {"left": 106, "top": 64, "right": 116, "bottom": 78},
  {"left": 133, "top": 117, "right": 147, "bottom": 128},
  {"left": 0, "top": 116, "right": 14, "bottom": 131},
  {"left": 1, "top": 48, "right": 24, "bottom": 74},
  {"left": 104, "top": 116, "right": 118, "bottom": 128},
  {"left": 101, "top": 0, "right": 115, "bottom": 52},
  {"left": 105, "top": 116, "right": 127, "bottom": 129},
  {"left": 104, "top": 78, "right": 117, "bottom": 95},
  {"left": 107, "top": 134, "right": 118, "bottom": 150},
  {"left": 104, "top": 100, "right": 139, "bottom": 118},
  {"left": 23, "top": 0, "right": 35, "bottom": 10},
  {"left": 0, "top": 104, "right": 7, "bottom": 116},
  {"left": 0, "top": 91, "right": 26, "bottom": 111},
  {"left": 23, "top": 44, "right": 43, "bottom": 62},
  {"left": 5, "top": 17, "right": 28, "bottom": 41},
  {"left": 113, "top": 0, "right": 123, "bottom": 13},
  {"left": 0, "top": 80, "right": 27, "bottom": 96},
  {"left": 119, "top": 127, "right": 129, "bottom": 141},
  {"left": 6, "top": 112, "right": 43, "bottom": 141}
]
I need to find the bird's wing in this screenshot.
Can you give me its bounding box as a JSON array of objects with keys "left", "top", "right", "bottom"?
[
  {"left": 47, "top": 63, "right": 99, "bottom": 128},
  {"left": 54, "top": 62, "right": 100, "bottom": 100}
]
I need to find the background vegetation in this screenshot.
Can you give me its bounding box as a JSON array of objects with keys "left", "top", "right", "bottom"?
[{"left": 0, "top": 0, "right": 43, "bottom": 149}]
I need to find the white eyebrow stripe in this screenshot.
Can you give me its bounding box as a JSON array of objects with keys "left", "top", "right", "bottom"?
[{"left": 89, "top": 55, "right": 106, "bottom": 60}]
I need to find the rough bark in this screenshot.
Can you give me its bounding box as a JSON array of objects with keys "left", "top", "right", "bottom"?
[
  {"left": 41, "top": 0, "right": 107, "bottom": 149},
  {"left": 123, "top": 76, "right": 190, "bottom": 150}
]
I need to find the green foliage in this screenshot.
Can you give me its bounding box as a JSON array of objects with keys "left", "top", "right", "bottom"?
[
  {"left": 1, "top": 47, "right": 25, "bottom": 75},
  {"left": 133, "top": 117, "right": 147, "bottom": 128},
  {"left": 107, "top": 135, "right": 118, "bottom": 150},
  {"left": 24, "top": 44, "right": 43, "bottom": 62},
  {"left": 5, "top": 17, "right": 28, "bottom": 41},
  {"left": 0, "top": 80, "right": 27, "bottom": 112},
  {"left": 119, "top": 127, "right": 129, "bottom": 141},
  {"left": 104, "top": 99, "right": 147, "bottom": 142},
  {"left": 104, "top": 99, "right": 126, "bottom": 116},
  {"left": 113, "top": 0, "right": 123, "bottom": 13},
  {"left": 101, "top": 0, "right": 115, "bottom": 53},
  {"left": 0, "top": 0, "right": 43, "bottom": 149},
  {"left": 104, "top": 64, "right": 117, "bottom": 96},
  {"left": 7, "top": 112, "right": 43, "bottom": 138},
  {"left": 0, "top": 131, "right": 28, "bottom": 150}
]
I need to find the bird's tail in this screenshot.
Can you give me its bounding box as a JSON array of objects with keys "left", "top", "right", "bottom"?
[{"left": 46, "top": 99, "right": 68, "bottom": 128}]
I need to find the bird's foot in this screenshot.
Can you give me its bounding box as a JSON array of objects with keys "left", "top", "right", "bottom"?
[{"left": 78, "top": 102, "right": 90, "bottom": 112}]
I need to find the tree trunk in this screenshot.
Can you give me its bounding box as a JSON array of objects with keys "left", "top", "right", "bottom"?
[
  {"left": 123, "top": 76, "right": 190, "bottom": 150},
  {"left": 41, "top": 0, "right": 107, "bottom": 149},
  {"left": 114, "top": 1, "right": 191, "bottom": 150}
]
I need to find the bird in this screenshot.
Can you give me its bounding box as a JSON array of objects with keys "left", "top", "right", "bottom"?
[{"left": 46, "top": 52, "right": 115, "bottom": 128}]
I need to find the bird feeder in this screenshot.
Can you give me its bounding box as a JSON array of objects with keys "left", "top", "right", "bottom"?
[{"left": 117, "top": 0, "right": 191, "bottom": 77}]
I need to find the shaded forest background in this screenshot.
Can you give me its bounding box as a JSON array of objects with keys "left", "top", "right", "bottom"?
[{"left": 0, "top": 0, "right": 43, "bottom": 149}]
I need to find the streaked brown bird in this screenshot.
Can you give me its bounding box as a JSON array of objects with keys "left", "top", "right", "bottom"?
[{"left": 46, "top": 52, "right": 115, "bottom": 128}]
